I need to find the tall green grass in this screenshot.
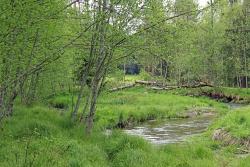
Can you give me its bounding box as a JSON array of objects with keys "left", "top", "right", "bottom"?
[
  {"left": 46, "top": 87, "right": 228, "bottom": 129},
  {"left": 96, "top": 87, "right": 228, "bottom": 128},
  {"left": 0, "top": 88, "right": 249, "bottom": 166},
  {"left": 210, "top": 107, "right": 250, "bottom": 138}
]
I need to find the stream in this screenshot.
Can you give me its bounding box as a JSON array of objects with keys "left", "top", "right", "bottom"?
[{"left": 124, "top": 103, "right": 245, "bottom": 145}]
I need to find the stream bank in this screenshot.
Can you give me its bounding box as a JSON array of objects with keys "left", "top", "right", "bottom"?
[
  {"left": 124, "top": 103, "right": 246, "bottom": 145},
  {"left": 124, "top": 114, "right": 215, "bottom": 144}
]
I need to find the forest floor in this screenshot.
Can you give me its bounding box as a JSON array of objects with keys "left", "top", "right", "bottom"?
[{"left": 0, "top": 87, "right": 250, "bottom": 166}]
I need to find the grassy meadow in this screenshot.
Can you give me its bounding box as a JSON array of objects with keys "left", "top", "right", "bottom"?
[{"left": 0, "top": 86, "right": 250, "bottom": 167}]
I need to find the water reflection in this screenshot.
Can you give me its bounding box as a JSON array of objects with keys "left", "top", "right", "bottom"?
[
  {"left": 124, "top": 103, "right": 246, "bottom": 145},
  {"left": 228, "top": 103, "right": 247, "bottom": 109},
  {"left": 124, "top": 115, "right": 214, "bottom": 144}
]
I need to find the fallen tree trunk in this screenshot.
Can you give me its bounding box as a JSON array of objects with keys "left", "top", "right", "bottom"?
[
  {"left": 110, "top": 81, "right": 213, "bottom": 92},
  {"left": 109, "top": 83, "right": 136, "bottom": 92},
  {"left": 110, "top": 80, "right": 158, "bottom": 92},
  {"left": 150, "top": 86, "right": 177, "bottom": 90},
  {"left": 181, "top": 82, "right": 214, "bottom": 88},
  {"left": 150, "top": 82, "right": 213, "bottom": 90},
  {"left": 135, "top": 80, "right": 157, "bottom": 85}
]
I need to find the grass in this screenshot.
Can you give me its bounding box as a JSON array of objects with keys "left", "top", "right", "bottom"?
[
  {"left": 0, "top": 105, "right": 107, "bottom": 167},
  {"left": 95, "top": 87, "right": 228, "bottom": 129},
  {"left": 210, "top": 107, "right": 250, "bottom": 138},
  {"left": 45, "top": 87, "right": 228, "bottom": 130},
  {"left": 106, "top": 70, "right": 163, "bottom": 89},
  {"left": 0, "top": 104, "right": 249, "bottom": 167},
  {"left": 0, "top": 87, "right": 249, "bottom": 166}
]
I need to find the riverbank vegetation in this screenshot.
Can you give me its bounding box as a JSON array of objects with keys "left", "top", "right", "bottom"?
[
  {"left": 211, "top": 106, "right": 250, "bottom": 138},
  {"left": 96, "top": 87, "right": 228, "bottom": 128},
  {"left": 0, "top": 0, "right": 249, "bottom": 166},
  {"left": 0, "top": 91, "right": 249, "bottom": 166}
]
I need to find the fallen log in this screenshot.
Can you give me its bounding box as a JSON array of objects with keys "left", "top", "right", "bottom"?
[
  {"left": 109, "top": 83, "right": 136, "bottom": 92},
  {"left": 150, "top": 86, "right": 177, "bottom": 90},
  {"left": 109, "top": 80, "right": 158, "bottom": 92},
  {"left": 135, "top": 80, "right": 158, "bottom": 85},
  {"left": 110, "top": 81, "right": 213, "bottom": 92},
  {"left": 181, "top": 82, "right": 214, "bottom": 88},
  {"left": 150, "top": 82, "right": 213, "bottom": 91}
]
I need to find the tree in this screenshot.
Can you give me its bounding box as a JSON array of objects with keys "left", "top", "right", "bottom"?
[{"left": 0, "top": 0, "right": 73, "bottom": 120}]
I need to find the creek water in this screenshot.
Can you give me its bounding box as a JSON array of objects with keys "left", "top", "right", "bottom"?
[{"left": 124, "top": 103, "right": 244, "bottom": 145}]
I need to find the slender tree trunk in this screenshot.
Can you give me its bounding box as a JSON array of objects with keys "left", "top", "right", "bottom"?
[
  {"left": 85, "top": 53, "right": 111, "bottom": 134},
  {"left": 123, "top": 62, "right": 126, "bottom": 81},
  {"left": 85, "top": 77, "right": 101, "bottom": 134},
  {"left": 71, "top": 30, "right": 98, "bottom": 121},
  {"left": 244, "top": 8, "right": 248, "bottom": 88},
  {"left": 0, "top": 89, "right": 5, "bottom": 122},
  {"left": 6, "top": 89, "right": 18, "bottom": 116},
  {"left": 20, "top": 29, "right": 40, "bottom": 103},
  {"left": 71, "top": 68, "right": 89, "bottom": 121},
  {"left": 160, "top": 59, "right": 163, "bottom": 76},
  {"left": 80, "top": 92, "right": 90, "bottom": 122}
]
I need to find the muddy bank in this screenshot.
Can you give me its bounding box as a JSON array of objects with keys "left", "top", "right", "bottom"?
[
  {"left": 200, "top": 92, "right": 246, "bottom": 103},
  {"left": 110, "top": 83, "right": 250, "bottom": 104}
]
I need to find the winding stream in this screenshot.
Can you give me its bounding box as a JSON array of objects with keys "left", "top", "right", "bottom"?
[{"left": 124, "top": 103, "right": 244, "bottom": 145}]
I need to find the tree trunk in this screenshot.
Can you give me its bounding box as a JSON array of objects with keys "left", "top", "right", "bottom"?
[
  {"left": 71, "top": 24, "right": 98, "bottom": 122},
  {"left": 79, "top": 93, "right": 90, "bottom": 122},
  {"left": 85, "top": 77, "right": 101, "bottom": 134},
  {"left": 0, "top": 89, "right": 5, "bottom": 122}
]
